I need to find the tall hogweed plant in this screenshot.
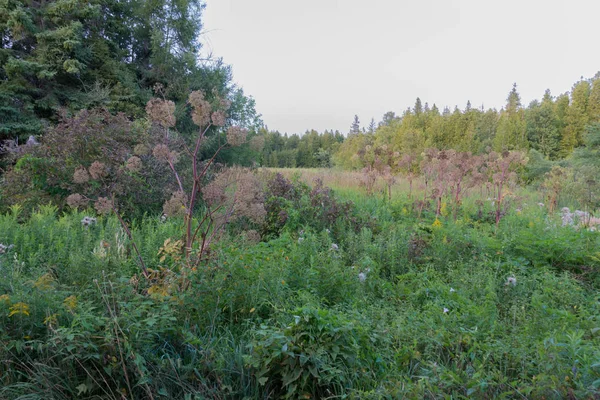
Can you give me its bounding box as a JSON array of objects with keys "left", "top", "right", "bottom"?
[{"left": 66, "top": 88, "right": 252, "bottom": 279}]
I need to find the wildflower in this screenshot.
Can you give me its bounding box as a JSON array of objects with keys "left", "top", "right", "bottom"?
[
  {"left": 298, "top": 237, "right": 304, "bottom": 244},
  {"left": 26, "top": 135, "right": 39, "bottom": 146},
  {"left": 0, "top": 294, "right": 9, "bottom": 302},
  {"left": 443, "top": 307, "right": 449, "bottom": 314},
  {"left": 66, "top": 193, "right": 88, "bottom": 209},
  {"left": 73, "top": 167, "right": 90, "bottom": 184},
  {"left": 8, "top": 302, "right": 30, "bottom": 317},
  {"left": 33, "top": 273, "right": 55, "bottom": 290},
  {"left": 0, "top": 243, "right": 8, "bottom": 254},
  {"left": 440, "top": 202, "right": 448, "bottom": 217},
  {"left": 63, "top": 295, "right": 78, "bottom": 312},
  {"left": 81, "top": 216, "right": 97, "bottom": 227},
  {"left": 505, "top": 276, "right": 517, "bottom": 286},
  {"left": 160, "top": 214, "right": 167, "bottom": 222},
  {"left": 226, "top": 126, "right": 247, "bottom": 146},
  {"left": 561, "top": 208, "right": 574, "bottom": 226},
  {"left": 358, "top": 272, "right": 367, "bottom": 282},
  {"left": 432, "top": 219, "right": 442, "bottom": 228},
  {"left": 574, "top": 210, "right": 589, "bottom": 219},
  {"left": 125, "top": 156, "right": 142, "bottom": 173},
  {"left": 330, "top": 243, "right": 339, "bottom": 251},
  {"left": 450, "top": 287, "right": 456, "bottom": 293},
  {"left": 537, "top": 202, "right": 545, "bottom": 207},
  {"left": 43, "top": 313, "right": 58, "bottom": 327}
]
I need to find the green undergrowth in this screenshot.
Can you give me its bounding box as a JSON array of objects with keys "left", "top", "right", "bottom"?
[{"left": 1, "top": 194, "right": 599, "bottom": 399}]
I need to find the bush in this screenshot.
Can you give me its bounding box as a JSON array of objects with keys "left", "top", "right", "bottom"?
[{"left": 247, "top": 306, "right": 387, "bottom": 399}]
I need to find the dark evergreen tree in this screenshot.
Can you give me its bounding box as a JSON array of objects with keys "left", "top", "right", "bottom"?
[{"left": 349, "top": 114, "right": 360, "bottom": 135}]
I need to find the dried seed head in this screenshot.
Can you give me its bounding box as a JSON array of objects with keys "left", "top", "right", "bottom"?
[
  {"left": 226, "top": 126, "right": 247, "bottom": 146},
  {"left": 133, "top": 144, "right": 150, "bottom": 156},
  {"left": 73, "top": 168, "right": 90, "bottom": 184},
  {"left": 189, "top": 91, "right": 211, "bottom": 127},
  {"left": 202, "top": 180, "right": 226, "bottom": 207},
  {"left": 66, "top": 193, "right": 88, "bottom": 209},
  {"left": 89, "top": 161, "right": 107, "bottom": 180},
  {"left": 95, "top": 196, "right": 113, "bottom": 215},
  {"left": 163, "top": 191, "right": 188, "bottom": 217},
  {"left": 126, "top": 156, "right": 142, "bottom": 173},
  {"left": 244, "top": 230, "right": 261, "bottom": 244},
  {"left": 152, "top": 144, "right": 178, "bottom": 164},
  {"left": 211, "top": 111, "right": 226, "bottom": 127},
  {"left": 249, "top": 135, "right": 265, "bottom": 152},
  {"left": 146, "top": 98, "right": 176, "bottom": 128}
]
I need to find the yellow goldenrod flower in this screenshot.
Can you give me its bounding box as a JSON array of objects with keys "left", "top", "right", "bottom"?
[
  {"left": 147, "top": 284, "right": 169, "bottom": 299},
  {"left": 44, "top": 313, "right": 58, "bottom": 326},
  {"left": 9, "top": 302, "right": 30, "bottom": 317},
  {"left": 63, "top": 295, "right": 78, "bottom": 312},
  {"left": 33, "top": 273, "right": 55, "bottom": 290},
  {"left": 440, "top": 202, "right": 448, "bottom": 217},
  {"left": 432, "top": 219, "right": 442, "bottom": 229}
]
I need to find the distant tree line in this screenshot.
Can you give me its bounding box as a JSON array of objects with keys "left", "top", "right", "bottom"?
[
  {"left": 256, "top": 74, "right": 600, "bottom": 170},
  {"left": 334, "top": 75, "right": 600, "bottom": 169},
  {"left": 258, "top": 128, "right": 344, "bottom": 168}
]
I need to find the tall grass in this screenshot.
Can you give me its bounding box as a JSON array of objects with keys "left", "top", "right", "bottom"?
[{"left": 1, "top": 178, "right": 599, "bottom": 399}]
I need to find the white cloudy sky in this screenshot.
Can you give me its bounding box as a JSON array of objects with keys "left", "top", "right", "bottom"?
[{"left": 201, "top": 0, "right": 600, "bottom": 134}]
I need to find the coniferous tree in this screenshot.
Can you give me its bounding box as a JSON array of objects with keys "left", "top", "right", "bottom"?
[
  {"left": 587, "top": 77, "right": 600, "bottom": 122},
  {"left": 526, "top": 90, "right": 560, "bottom": 159},
  {"left": 349, "top": 114, "right": 360, "bottom": 135},
  {"left": 368, "top": 118, "right": 376, "bottom": 134},
  {"left": 0, "top": 0, "right": 258, "bottom": 143},
  {"left": 379, "top": 111, "right": 397, "bottom": 127},
  {"left": 494, "top": 83, "right": 527, "bottom": 151},
  {"left": 560, "top": 80, "right": 590, "bottom": 156},
  {"left": 413, "top": 97, "right": 423, "bottom": 115}
]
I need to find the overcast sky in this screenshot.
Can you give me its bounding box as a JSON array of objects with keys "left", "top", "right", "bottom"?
[{"left": 202, "top": 0, "right": 600, "bottom": 135}]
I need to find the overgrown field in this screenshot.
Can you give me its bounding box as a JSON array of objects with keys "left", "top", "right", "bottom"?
[{"left": 1, "top": 172, "right": 599, "bottom": 399}]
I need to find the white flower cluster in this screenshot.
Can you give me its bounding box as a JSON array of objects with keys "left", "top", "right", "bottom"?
[
  {"left": 0, "top": 243, "right": 14, "bottom": 254},
  {"left": 81, "top": 216, "right": 97, "bottom": 227}
]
